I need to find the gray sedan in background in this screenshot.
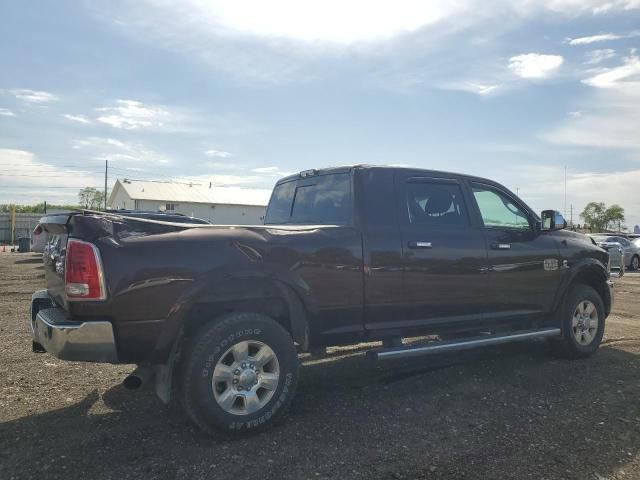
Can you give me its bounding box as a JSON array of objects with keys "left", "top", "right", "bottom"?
[{"left": 590, "top": 234, "right": 640, "bottom": 271}]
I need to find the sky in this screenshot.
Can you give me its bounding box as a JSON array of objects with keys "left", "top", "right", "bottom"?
[{"left": 0, "top": 0, "right": 639, "bottom": 228}]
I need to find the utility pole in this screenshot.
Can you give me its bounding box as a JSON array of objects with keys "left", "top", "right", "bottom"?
[
  {"left": 104, "top": 159, "right": 108, "bottom": 211},
  {"left": 564, "top": 166, "right": 567, "bottom": 219},
  {"left": 570, "top": 204, "right": 573, "bottom": 227}
]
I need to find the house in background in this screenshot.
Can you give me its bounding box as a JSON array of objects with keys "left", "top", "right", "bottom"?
[{"left": 107, "top": 179, "right": 272, "bottom": 225}]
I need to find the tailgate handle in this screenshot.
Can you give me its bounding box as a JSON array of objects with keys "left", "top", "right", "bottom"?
[
  {"left": 492, "top": 243, "right": 511, "bottom": 250},
  {"left": 408, "top": 241, "right": 433, "bottom": 249}
]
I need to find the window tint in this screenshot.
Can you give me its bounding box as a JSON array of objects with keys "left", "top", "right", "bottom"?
[
  {"left": 265, "top": 173, "right": 351, "bottom": 225},
  {"left": 472, "top": 186, "right": 530, "bottom": 230},
  {"left": 264, "top": 180, "right": 296, "bottom": 224},
  {"left": 405, "top": 182, "right": 469, "bottom": 228}
]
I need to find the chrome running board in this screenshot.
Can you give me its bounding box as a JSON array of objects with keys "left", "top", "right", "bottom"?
[{"left": 368, "top": 327, "right": 561, "bottom": 361}]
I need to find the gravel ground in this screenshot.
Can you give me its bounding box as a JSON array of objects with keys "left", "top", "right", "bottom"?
[{"left": 1, "top": 252, "right": 639, "bottom": 480}]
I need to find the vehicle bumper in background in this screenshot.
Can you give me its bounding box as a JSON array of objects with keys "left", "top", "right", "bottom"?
[{"left": 30, "top": 292, "right": 118, "bottom": 363}]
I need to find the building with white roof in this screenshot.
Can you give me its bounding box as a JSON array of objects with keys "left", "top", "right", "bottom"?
[{"left": 107, "top": 179, "right": 272, "bottom": 225}]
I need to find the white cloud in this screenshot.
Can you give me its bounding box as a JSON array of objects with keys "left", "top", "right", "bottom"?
[
  {"left": 492, "top": 163, "right": 640, "bottom": 229},
  {"left": 250, "top": 166, "right": 293, "bottom": 177},
  {"left": 63, "top": 114, "right": 92, "bottom": 124},
  {"left": 10, "top": 89, "right": 59, "bottom": 103},
  {"left": 251, "top": 166, "right": 279, "bottom": 174},
  {"left": 439, "top": 81, "right": 502, "bottom": 95},
  {"left": 108, "top": 1, "right": 640, "bottom": 46},
  {"left": 205, "top": 149, "right": 232, "bottom": 158},
  {"left": 73, "top": 136, "right": 172, "bottom": 164},
  {"left": 584, "top": 48, "right": 617, "bottom": 64},
  {"left": 543, "top": 85, "right": 640, "bottom": 150},
  {"left": 569, "top": 33, "right": 622, "bottom": 45},
  {"left": 96, "top": 99, "right": 169, "bottom": 130},
  {"left": 582, "top": 54, "right": 640, "bottom": 87},
  {"left": 568, "top": 30, "right": 640, "bottom": 45},
  {"left": 0, "top": 108, "right": 15, "bottom": 116},
  {"left": 508, "top": 53, "right": 563, "bottom": 79},
  {"left": 0, "top": 149, "right": 101, "bottom": 205}
]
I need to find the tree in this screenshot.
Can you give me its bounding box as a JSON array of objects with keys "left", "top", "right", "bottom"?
[
  {"left": 78, "top": 187, "right": 105, "bottom": 210},
  {"left": 580, "top": 202, "right": 625, "bottom": 232}
]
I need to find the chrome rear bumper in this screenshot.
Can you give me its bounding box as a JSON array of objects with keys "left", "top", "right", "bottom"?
[{"left": 30, "top": 292, "right": 118, "bottom": 363}]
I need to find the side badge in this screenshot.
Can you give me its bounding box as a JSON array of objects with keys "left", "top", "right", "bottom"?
[{"left": 544, "top": 259, "right": 559, "bottom": 271}]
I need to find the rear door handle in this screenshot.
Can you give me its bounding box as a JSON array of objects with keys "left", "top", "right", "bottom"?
[
  {"left": 408, "top": 241, "right": 432, "bottom": 249},
  {"left": 491, "top": 243, "right": 511, "bottom": 250}
]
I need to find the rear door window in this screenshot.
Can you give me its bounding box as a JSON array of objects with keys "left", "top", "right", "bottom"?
[
  {"left": 265, "top": 173, "right": 352, "bottom": 225},
  {"left": 404, "top": 181, "right": 469, "bottom": 228}
]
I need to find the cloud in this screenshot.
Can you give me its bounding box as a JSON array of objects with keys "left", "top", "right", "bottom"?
[
  {"left": 205, "top": 149, "right": 232, "bottom": 158},
  {"left": 568, "top": 30, "right": 640, "bottom": 45},
  {"left": 10, "top": 89, "right": 59, "bottom": 103},
  {"left": 439, "top": 81, "right": 502, "bottom": 96},
  {"left": 582, "top": 54, "right": 640, "bottom": 87},
  {"left": 63, "top": 114, "right": 92, "bottom": 124},
  {"left": 584, "top": 48, "right": 617, "bottom": 64},
  {"left": 542, "top": 85, "right": 640, "bottom": 150},
  {"left": 0, "top": 108, "right": 15, "bottom": 117},
  {"left": 508, "top": 53, "right": 563, "bottom": 79},
  {"left": 107, "top": 1, "right": 640, "bottom": 46},
  {"left": 96, "top": 1, "right": 638, "bottom": 85},
  {"left": 96, "top": 99, "right": 169, "bottom": 130},
  {"left": 251, "top": 166, "right": 293, "bottom": 177},
  {"left": 72, "top": 136, "right": 172, "bottom": 164},
  {"left": 0, "top": 148, "right": 101, "bottom": 204},
  {"left": 492, "top": 163, "right": 640, "bottom": 228}
]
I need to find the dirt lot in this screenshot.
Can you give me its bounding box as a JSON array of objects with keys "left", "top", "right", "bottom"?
[{"left": 1, "top": 252, "right": 639, "bottom": 480}]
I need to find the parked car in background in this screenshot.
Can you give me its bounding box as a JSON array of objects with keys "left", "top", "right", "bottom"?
[
  {"left": 590, "top": 234, "right": 640, "bottom": 271},
  {"left": 30, "top": 224, "right": 48, "bottom": 253}
]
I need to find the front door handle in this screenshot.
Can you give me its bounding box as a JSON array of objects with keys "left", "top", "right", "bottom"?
[
  {"left": 491, "top": 243, "right": 511, "bottom": 250},
  {"left": 408, "top": 241, "right": 433, "bottom": 249}
]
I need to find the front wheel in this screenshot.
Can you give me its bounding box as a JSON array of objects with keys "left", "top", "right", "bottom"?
[
  {"left": 552, "top": 284, "right": 605, "bottom": 359},
  {"left": 631, "top": 255, "right": 639, "bottom": 271},
  {"left": 180, "top": 312, "right": 299, "bottom": 434}
]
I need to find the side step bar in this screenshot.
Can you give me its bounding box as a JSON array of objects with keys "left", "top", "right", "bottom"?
[{"left": 368, "top": 327, "right": 561, "bottom": 361}]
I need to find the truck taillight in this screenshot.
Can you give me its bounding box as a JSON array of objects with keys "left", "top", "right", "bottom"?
[{"left": 64, "top": 239, "right": 106, "bottom": 300}]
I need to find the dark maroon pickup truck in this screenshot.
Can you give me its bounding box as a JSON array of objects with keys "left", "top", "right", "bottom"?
[{"left": 30, "top": 165, "right": 615, "bottom": 433}]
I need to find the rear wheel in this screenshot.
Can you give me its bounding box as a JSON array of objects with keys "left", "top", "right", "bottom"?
[
  {"left": 631, "top": 255, "right": 639, "bottom": 271},
  {"left": 552, "top": 284, "right": 605, "bottom": 359},
  {"left": 180, "top": 312, "right": 299, "bottom": 434}
]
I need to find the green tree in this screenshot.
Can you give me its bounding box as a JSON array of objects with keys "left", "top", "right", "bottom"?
[
  {"left": 78, "top": 187, "right": 105, "bottom": 210},
  {"left": 580, "top": 202, "right": 625, "bottom": 232}
]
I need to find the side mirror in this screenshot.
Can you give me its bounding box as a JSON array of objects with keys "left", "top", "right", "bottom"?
[{"left": 541, "top": 210, "right": 567, "bottom": 231}]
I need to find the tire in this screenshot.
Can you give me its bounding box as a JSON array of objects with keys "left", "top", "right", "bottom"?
[
  {"left": 552, "top": 284, "right": 605, "bottom": 359},
  {"left": 631, "top": 255, "right": 640, "bottom": 271},
  {"left": 180, "top": 312, "right": 299, "bottom": 434}
]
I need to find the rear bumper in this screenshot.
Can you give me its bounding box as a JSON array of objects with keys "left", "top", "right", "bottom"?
[{"left": 30, "top": 292, "right": 118, "bottom": 362}]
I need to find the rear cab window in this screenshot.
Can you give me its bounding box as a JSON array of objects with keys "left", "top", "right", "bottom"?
[{"left": 264, "top": 173, "right": 352, "bottom": 225}]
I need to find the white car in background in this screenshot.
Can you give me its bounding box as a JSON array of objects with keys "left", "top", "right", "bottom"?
[{"left": 30, "top": 224, "right": 48, "bottom": 253}]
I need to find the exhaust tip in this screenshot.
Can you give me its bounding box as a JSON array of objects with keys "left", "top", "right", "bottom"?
[
  {"left": 123, "top": 375, "right": 143, "bottom": 390},
  {"left": 122, "top": 366, "right": 154, "bottom": 390}
]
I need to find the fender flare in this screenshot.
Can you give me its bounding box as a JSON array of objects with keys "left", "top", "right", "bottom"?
[{"left": 553, "top": 258, "right": 611, "bottom": 316}]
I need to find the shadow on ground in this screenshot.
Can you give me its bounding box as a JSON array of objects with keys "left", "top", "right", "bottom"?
[{"left": 2, "top": 342, "right": 639, "bottom": 480}]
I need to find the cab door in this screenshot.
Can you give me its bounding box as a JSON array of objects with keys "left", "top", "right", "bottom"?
[
  {"left": 394, "top": 172, "right": 490, "bottom": 331},
  {"left": 469, "top": 182, "right": 562, "bottom": 321}
]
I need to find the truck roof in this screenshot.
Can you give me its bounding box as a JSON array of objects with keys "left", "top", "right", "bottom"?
[{"left": 275, "top": 164, "right": 499, "bottom": 188}]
